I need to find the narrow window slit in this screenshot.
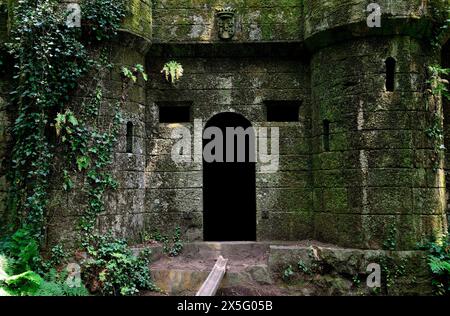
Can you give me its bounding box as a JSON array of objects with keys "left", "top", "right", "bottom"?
[
  {"left": 385, "top": 57, "right": 396, "bottom": 92},
  {"left": 323, "top": 119, "right": 330, "bottom": 152},
  {"left": 126, "top": 121, "right": 133, "bottom": 153}
]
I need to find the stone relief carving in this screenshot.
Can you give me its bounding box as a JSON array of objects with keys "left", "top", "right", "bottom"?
[{"left": 216, "top": 7, "right": 236, "bottom": 40}]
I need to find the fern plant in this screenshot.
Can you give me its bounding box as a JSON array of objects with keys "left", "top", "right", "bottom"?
[
  {"left": 426, "top": 236, "right": 450, "bottom": 295},
  {"left": 161, "top": 61, "right": 184, "bottom": 84}
]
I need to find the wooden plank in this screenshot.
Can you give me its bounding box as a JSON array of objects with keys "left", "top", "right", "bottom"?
[{"left": 196, "top": 256, "right": 228, "bottom": 296}]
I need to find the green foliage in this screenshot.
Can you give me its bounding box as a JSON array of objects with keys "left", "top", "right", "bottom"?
[
  {"left": 5, "top": 0, "right": 92, "bottom": 238},
  {"left": 161, "top": 60, "right": 184, "bottom": 84},
  {"left": 429, "top": 1, "right": 450, "bottom": 48},
  {"left": 297, "top": 260, "right": 311, "bottom": 275},
  {"left": 80, "top": 0, "right": 126, "bottom": 42},
  {"left": 280, "top": 250, "right": 326, "bottom": 284},
  {"left": 163, "top": 227, "right": 184, "bottom": 257},
  {"left": 379, "top": 256, "right": 407, "bottom": 290},
  {"left": 2, "top": 270, "right": 42, "bottom": 296},
  {"left": 352, "top": 275, "right": 361, "bottom": 287},
  {"left": 426, "top": 236, "right": 450, "bottom": 295},
  {"left": 0, "top": 255, "right": 89, "bottom": 296},
  {"left": 2, "top": 0, "right": 155, "bottom": 297},
  {"left": 82, "top": 234, "right": 156, "bottom": 296},
  {"left": 426, "top": 112, "right": 446, "bottom": 171},
  {"left": 428, "top": 65, "right": 450, "bottom": 101},
  {"left": 39, "top": 244, "right": 68, "bottom": 274},
  {"left": 382, "top": 225, "right": 398, "bottom": 251},
  {"left": 0, "top": 228, "right": 40, "bottom": 274},
  {"left": 146, "top": 227, "right": 184, "bottom": 257},
  {"left": 122, "top": 64, "right": 148, "bottom": 83},
  {"left": 282, "top": 265, "right": 294, "bottom": 281},
  {"left": 6, "top": 0, "right": 127, "bottom": 240},
  {"left": 425, "top": 65, "right": 449, "bottom": 172},
  {"left": 35, "top": 281, "right": 90, "bottom": 296},
  {"left": 34, "top": 268, "right": 89, "bottom": 296}
]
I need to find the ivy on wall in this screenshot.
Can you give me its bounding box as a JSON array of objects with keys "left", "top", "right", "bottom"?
[
  {"left": 425, "top": 1, "right": 450, "bottom": 296},
  {"left": 0, "top": 0, "right": 154, "bottom": 296}
]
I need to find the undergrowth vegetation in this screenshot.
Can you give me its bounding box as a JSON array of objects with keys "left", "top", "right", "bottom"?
[{"left": 425, "top": 236, "right": 450, "bottom": 296}]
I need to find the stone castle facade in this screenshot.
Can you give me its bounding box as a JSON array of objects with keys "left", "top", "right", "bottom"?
[{"left": 0, "top": 0, "right": 449, "bottom": 250}]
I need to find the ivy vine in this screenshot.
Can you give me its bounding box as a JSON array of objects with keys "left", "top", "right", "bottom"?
[{"left": 0, "top": 0, "right": 154, "bottom": 296}]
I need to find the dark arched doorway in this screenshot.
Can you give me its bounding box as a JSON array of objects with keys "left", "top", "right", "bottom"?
[{"left": 203, "top": 112, "right": 257, "bottom": 241}]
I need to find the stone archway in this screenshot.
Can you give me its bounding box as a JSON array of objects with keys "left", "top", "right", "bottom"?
[{"left": 202, "top": 112, "right": 257, "bottom": 241}]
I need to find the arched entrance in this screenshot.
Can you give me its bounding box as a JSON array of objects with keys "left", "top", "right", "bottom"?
[{"left": 202, "top": 112, "right": 257, "bottom": 241}]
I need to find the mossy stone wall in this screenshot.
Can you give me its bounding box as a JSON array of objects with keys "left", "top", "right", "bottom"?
[
  {"left": 311, "top": 36, "right": 447, "bottom": 249},
  {"left": 0, "top": 0, "right": 449, "bottom": 250}
]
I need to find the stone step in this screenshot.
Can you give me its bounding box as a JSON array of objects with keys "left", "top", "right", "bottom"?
[
  {"left": 150, "top": 262, "right": 273, "bottom": 296},
  {"left": 182, "top": 242, "right": 270, "bottom": 261},
  {"left": 136, "top": 241, "right": 434, "bottom": 296},
  {"left": 146, "top": 242, "right": 274, "bottom": 295}
]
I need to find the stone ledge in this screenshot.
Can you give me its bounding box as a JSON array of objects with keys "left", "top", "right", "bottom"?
[{"left": 133, "top": 242, "right": 434, "bottom": 296}]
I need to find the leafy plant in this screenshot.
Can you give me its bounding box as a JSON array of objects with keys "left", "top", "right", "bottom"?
[
  {"left": 164, "top": 227, "right": 184, "bottom": 257},
  {"left": 151, "top": 230, "right": 166, "bottom": 243},
  {"left": 426, "top": 236, "right": 450, "bottom": 295},
  {"left": 282, "top": 265, "right": 294, "bottom": 282},
  {"left": 122, "top": 64, "right": 148, "bottom": 83},
  {"left": 161, "top": 61, "right": 184, "bottom": 84},
  {"left": 1, "top": 0, "right": 156, "bottom": 297},
  {"left": 82, "top": 234, "right": 156, "bottom": 296},
  {"left": 425, "top": 65, "right": 449, "bottom": 172},
  {"left": 80, "top": 0, "right": 126, "bottom": 42},
  {"left": 1, "top": 270, "right": 43, "bottom": 296},
  {"left": 0, "top": 228, "right": 40, "bottom": 274},
  {"left": 382, "top": 225, "right": 397, "bottom": 251},
  {"left": 0, "top": 255, "right": 88, "bottom": 296},
  {"left": 34, "top": 268, "right": 89, "bottom": 296},
  {"left": 428, "top": 65, "right": 450, "bottom": 102},
  {"left": 352, "top": 275, "right": 361, "bottom": 287},
  {"left": 144, "top": 228, "right": 184, "bottom": 257},
  {"left": 297, "top": 260, "right": 311, "bottom": 274}
]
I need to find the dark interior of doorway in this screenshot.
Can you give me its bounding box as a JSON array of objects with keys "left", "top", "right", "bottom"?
[{"left": 203, "top": 112, "right": 257, "bottom": 241}]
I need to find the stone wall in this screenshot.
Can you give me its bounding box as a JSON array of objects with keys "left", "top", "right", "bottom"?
[
  {"left": 145, "top": 44, "right": 312, "bottom": 241},
  {"left": 122, "top": 0, "right": 153, "bottom": 41},
  {"left": 152, "top": 0, "right": 303, "bottom": 42},
  {"left": 0, "top": 0, "right": 449, "bottom": 250},
  {"left": 46, "top": 36, "right": 150, "bottom": 246},
  {"left": 311, "top": 36, "right": 447, "bottom": 249}
]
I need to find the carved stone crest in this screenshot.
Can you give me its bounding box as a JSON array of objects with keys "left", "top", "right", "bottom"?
[{"left": 216, "top": 7, "right": 236, "bottom": 40}]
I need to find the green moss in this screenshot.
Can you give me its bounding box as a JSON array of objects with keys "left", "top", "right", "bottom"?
[{"left": 122, "top": 0, "right": 152, "bottom": 40}]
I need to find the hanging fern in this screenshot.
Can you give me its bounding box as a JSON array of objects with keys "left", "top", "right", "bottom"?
[{"left": 161, "top": 60, "right": 184, "bottom": 84}]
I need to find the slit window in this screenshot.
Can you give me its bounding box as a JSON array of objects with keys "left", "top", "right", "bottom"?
[
  {"left": 266, "top": 101, "right": 300, "bottom": 122},
  {"left": 126, "top": 121, "right": 133, "bottom": 153},
  {"left": 385, "top": 57, "right": 396, "bottom": 92},
  {"left": 158, "top": 102, "right": 191, "bottom": 123},
  {"left": 323, "top": 119, "right": 330, "bottom": 152}
]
